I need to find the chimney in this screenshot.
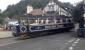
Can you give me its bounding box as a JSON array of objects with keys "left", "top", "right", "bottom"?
[{"left": 27, "top": 5, "right": 33, "bottom": 14}]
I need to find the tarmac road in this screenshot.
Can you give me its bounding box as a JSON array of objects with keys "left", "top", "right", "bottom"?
[{"left": 0, "top": 31, "right": 85, "bottom": 50}]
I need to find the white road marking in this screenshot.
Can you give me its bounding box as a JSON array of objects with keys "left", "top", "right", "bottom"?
[
  {"left": 67, "top": 38, "right": 80, "bottom": 50},
  {"left": 72, "top": 43, "right": 76, "bottom": 46},
  {"left": 74, "top": 41, "right": 78, "bottom": 44},
  {"left": 65, "top": 43, "right": 68, "bottom": 44},
  {"left": 73, "top": 38, "right": 80, "bottom": 44},
  {"left": 68, "top": 38, "right": 80, "bottom": 50},
  {"left": 69, "top": 47, "right": 73, "bottom": 50},
  {"left": 0, "top": 40, "right": 23, "bottom": 47},
  {"left": 68, "top": 38, "right": 76, "bottom": 43},
  {"left": 76, "top": 38, "right": 80, "bottom": 42}
]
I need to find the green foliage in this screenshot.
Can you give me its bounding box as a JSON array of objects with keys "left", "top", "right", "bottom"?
[
  {"left": 3, "top": 0, "right": 73, "bottom": 18},
  {"left": 72, "top": 2, "right": 84, "bottom": 28},
  {"left": 0, "top": 13, "right": 5, "bottom": 24},
  {"left": 3, "top": 0, "right": 48, "bottom": 17},
  {"left": 72, "top": 2, "right": 84, "bottom": 23},
  {"left": 31, "top": 2, "right": 45, "bottom": 9}
]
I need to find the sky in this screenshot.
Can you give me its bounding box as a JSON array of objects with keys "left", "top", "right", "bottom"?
[
  {"left": 0, "top": 0, "right": 21, "bottom": 11},
  {"left": 59, "top": 0, "right": 82, "bottom": 4},
  {"left": 0, "top": 0, "right": 83, "bottom": 11}
]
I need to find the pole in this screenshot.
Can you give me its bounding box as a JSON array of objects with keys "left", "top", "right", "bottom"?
[{"left": 78, "top": 0, "right": 85, "bottom": 37}]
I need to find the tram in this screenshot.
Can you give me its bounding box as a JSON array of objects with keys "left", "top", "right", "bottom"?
[{"left": 11, "top": 15, "right": 74, "bottom": 39}]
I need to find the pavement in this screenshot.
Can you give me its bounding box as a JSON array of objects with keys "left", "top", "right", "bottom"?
[{"left": 0, "top": 31, "right": 85, "bottom": 50}]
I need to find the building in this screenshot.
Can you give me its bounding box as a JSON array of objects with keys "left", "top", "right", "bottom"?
[
  {"left": 27, "top": 5, "right": 33, "bottom": 14},
  {"left": 12, "top": 0, "right": 72, "bottom": 24},
  {"left": 26, "top": 0, "right": 71, "bottom": 16},
  {"left": 43, "top": 0, "right": 71, "bottom": 16},
  {"left": 28, "top": 8, "right": 43, "bottom": 16}
]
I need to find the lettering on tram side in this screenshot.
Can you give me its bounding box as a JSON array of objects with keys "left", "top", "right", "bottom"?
[{"left": 57, "top": 24, "right": 64, "bottom": 28}]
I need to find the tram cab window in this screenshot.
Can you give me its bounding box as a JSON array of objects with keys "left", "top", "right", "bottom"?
[
  {"left": 69, "top": 18, "right": 73, "bottom": 23},
  {"left": 67, "top": 18, "right": 72, "bottom": 23},
  {"left": 47, "top": 19, "right": 54, "bottom": 24},
  {"left": 66, "top": 18, "right": 69, "bottom": 23},
  {"left": 68, "top": 19, "right": 71, "bottom": 23}
]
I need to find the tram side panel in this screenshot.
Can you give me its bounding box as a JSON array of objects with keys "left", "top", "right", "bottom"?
[
  {"left": 11, "top": 25, "right": 20, "bottom": 37},
  {"left": 11, "top": 18, "right": 74, "bottom": 38},
  {"left": 12, "top": 24, "right": 74, "bottom": 37}
]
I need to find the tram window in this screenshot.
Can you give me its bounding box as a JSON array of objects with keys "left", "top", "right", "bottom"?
[
  {"left": 66, "top": 18, "right": 69, "bottom": 23},
  {"left": 62, "top": 18, "right": 66, "bottom": 22},
  {"left": 57, "top": 19, "right": 61, "bottom": 23},
  {"left": 20, "top": 20, "right": 26, "bottom": 25},
  {"left": 68, "top": 19, "right": 71, "bottom": 23},
  {"left": 30, "top": 20, "right": 35, "bottom": 24},
  {"left": 60, "top": 19, "right": 63, "bottom": 23},
  {"left": 35, "top": 20, "right": 38, "bottom": 23},
  {"left": 70, "top": 18, "right": 73, "bottom": 22},
  {"left": 43, "top": 20, "right": 46, "bottom": 24},
  {"left": 38, "top": 19, "right": 43, "bottom": 24},
  {"left": 41, "top": 20, "right": 44, "bottom": 24},
  {"left": 46, "top": 19, "right": 49, "bottom": 24},
  {"left": 48, "top": 20, "right": 51, "bottom": 23},
  {"left": 67, "top": 18, "right": 71, "bottom": 23}
]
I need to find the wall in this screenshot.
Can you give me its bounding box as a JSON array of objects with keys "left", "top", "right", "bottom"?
[{"left": 0, "top": 31, "right": 13, "bottom": 38}]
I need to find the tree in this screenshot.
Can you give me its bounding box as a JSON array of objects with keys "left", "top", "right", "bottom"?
[
  {"left": 3, "top": 0, "right": 48, "bottom": 17},
  {"left": 72, "top": 2, "right": 85, "bottom": 37},
  {"left": 0, "top": 13, "right": 5, "bottom": 24},
  {"left": 0, "top": 9, "right": 1, "bottom": 13}
]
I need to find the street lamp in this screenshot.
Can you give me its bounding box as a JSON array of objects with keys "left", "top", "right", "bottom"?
[
  {"left": 84, "top": 0, "right": 85, "bottom": 4},
  {"left": 77, "top": 0, "right": 85, "bottom": 37},
  {"left": 83, "top": 0, "right": 85, "bottom": 18},
  {"left": 83, "top": 0, "right": 85, "bottom": 9}
]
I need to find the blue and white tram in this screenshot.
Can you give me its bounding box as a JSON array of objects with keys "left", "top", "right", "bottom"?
[{"left": 12, "top": 16, "right": 74, "bottom": 39}]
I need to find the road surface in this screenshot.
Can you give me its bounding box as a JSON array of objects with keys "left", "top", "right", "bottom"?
[{"left": 0, "top": 31, "right": 85, "bottom": 50}]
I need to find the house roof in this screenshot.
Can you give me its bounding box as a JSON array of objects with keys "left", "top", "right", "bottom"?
[
  {"left": 54, "top": 0, "right": 72, "bottom": 15},
  {"left": 29, "top": 8, "right": 43, "bottom": 16},
  {"left": 13, "top": 14, "right": 72, "bottom": 20},
  {"left": 12, "top": 0, "right": 72, "bottom": 19}
]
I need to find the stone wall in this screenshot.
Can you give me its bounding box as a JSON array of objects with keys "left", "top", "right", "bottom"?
[{"left": 0, "top": 31, "right": 13, "bottom": 38}]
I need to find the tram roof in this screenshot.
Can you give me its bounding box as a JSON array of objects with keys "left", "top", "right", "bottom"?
[{"left": 13, "top": 15, "right": 72, "bottom": 20}]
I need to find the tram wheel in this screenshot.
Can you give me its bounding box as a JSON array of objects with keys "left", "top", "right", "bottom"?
[
  {"left": 12, "top": 33, "right": 17, "bottom": 37},
  {"left": 20, "top": 33, "right": 29, "bottom": 40}
]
